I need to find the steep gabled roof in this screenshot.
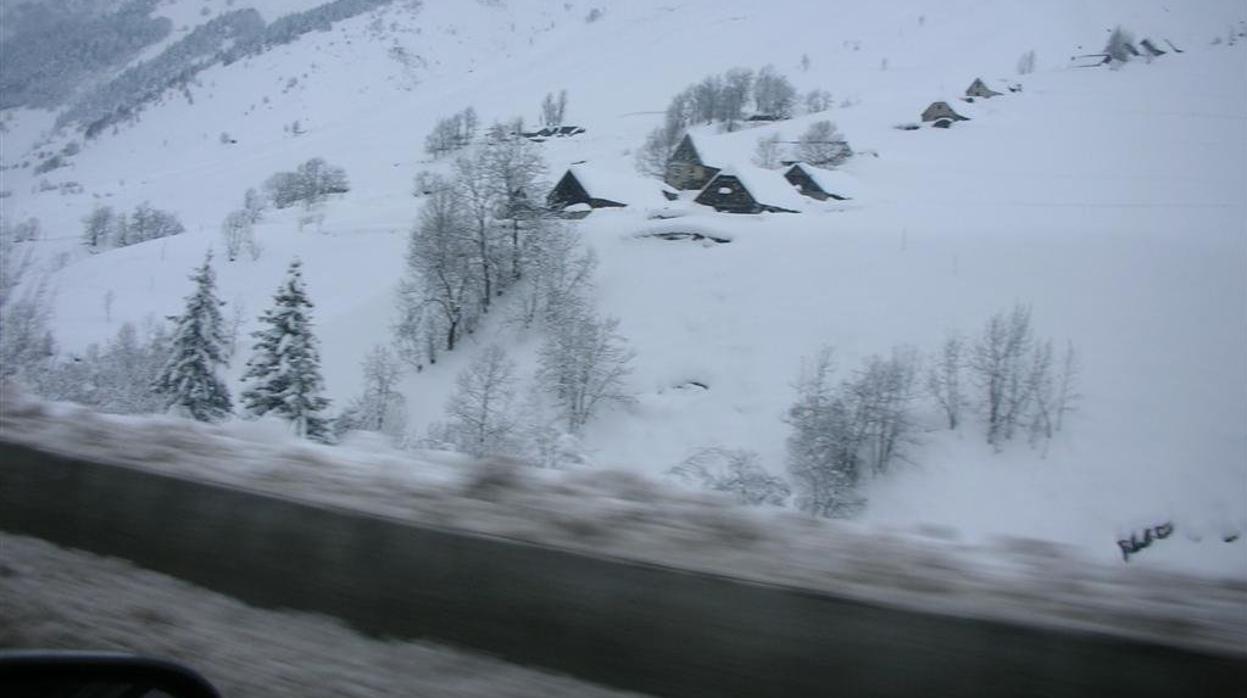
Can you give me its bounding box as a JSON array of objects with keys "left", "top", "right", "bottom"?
[
  {"left": 567, "top": 164, "right": 675, "bottom": 207},
  {"left": 708, "top": 165, "right": 807, "bottom": 212}
]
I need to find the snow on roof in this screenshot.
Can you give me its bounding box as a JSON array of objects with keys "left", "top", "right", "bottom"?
[
  {"left": 569, "top": 164, "right": 674, "bottom": 207},
  {"left": 713, "top": 164, "right": 809, "bottom": 212},
  {"left": 681, "top": 129, "right": 763, "bottom": 169},
  {"left": 788, "top": 163, "right": 857, "bottom": 199}
]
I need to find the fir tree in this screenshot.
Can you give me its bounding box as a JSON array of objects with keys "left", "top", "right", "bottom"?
[
  {"left": 152, "top": 252, "right": 233, "bottom": 422},
  {"left": 241, "top": 259, "right": 330, "bottom": 440}
]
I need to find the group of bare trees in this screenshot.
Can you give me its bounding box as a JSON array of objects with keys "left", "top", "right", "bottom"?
[
  {"left": 538, "top": 90, "right": 568, "bottom": 127},
  {"left": 218, "top": 158, "right": 348, "bottom": 262},
  {"left": 637, "top": 66, "right": 835, "bottom": 177},
  {"left": 395, "top": 125, "right": 635, "bottom": 459},
  {"left": 786, "top": 347, "right": 921, "bottom": 517},
  {"left": 753, "top": 120, "right": 853, "bottom": 171},
  {"left": 220, "top": 187, "right": 266, "bottom": 262},
  {"left": 423, "top": 106, "right": 480, "bottom": 159},
  {"left": 82, "top": 202, "right": 185, "bottom": 252},
  {"left": 422, "top": 236, "right": 631, "bottom": 461},
  {"left": 396, "top": 124, "right": 555, "bottom": 364},
  {"left": 263, "top": 157, "right": 350, "bottom": 209},
  {"left": 787, "top": 304, "right": 1080, "bottom": 517}
]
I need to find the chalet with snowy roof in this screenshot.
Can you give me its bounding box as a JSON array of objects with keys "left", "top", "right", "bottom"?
[
  {"left": 547, "top": 164, "right": 677, "bottom": 213},
  {"left": 521, "top": 125, "right": 586, "bottom": 142},
  {"left": 965, "top": 78, "right": 1002, "bottom": 99},
  {"left": 784, "top": 163, "right": 855, "bottom": 201},
  {"left": 694, "top": 166, "right": 806, "bottom": 214},
  {"left": 665, "top": 133, "right": 725, "bottom": 190},
  {"left": 922, "top": 101, "right": 969, "bottom": 123}
]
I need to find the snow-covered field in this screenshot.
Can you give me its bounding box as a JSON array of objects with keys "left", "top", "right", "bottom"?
[
  {"left": 1, "top": 0, "right": 1245, "bottom": 581},
  {"left": 0, "top": 533, "right": 644, "bottom": 698}
]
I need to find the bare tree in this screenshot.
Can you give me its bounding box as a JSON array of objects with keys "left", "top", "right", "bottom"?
[
  {"left": 754, "top": 65, "right": 797, "bottom": 117},
  {"left": 849, "top": 347, "right": 919, "bottom": 476},
  {"left": 752, "top": 132, "right": 783, "bottom": 169},
  {"left": 454, "top": 150, "right": 504, "bottom": 312},
  {"left": 424, "top": 107, "right": 478, "bottom": 158},
  {"left": 969, "top": 304, "right": 1036, "bottom": 449},
  {"left": 336, "top": 345, "right": 407, "bottom": 441},
  {"left": 670, "top": 447, "right": 790, "bottom": 506},
  {"left": 82, "top": 205, "right": 115, "bottom": 251},
  {"left": 785, "top": 348, "right": 863, "bottom": 517},
  {"left": 635, "top": 125, "right": 679, "bottom": 178},
  {"left": 797, "top": 120, "right": 852, "bottom": 168},
  {"left": 444, "top": 343, "right": 519, "bottom": 456},
  {"left": 1055, "top": 341, "right": 1081, "bottom": 432},
  {"left": 484, "top": 132, "right": 547, "bottom": 283},
  {"left": 242, "top": 187, "right": 267, "bottom": 223},
  {"left": 537, "top": 303, "right": 634, "bottom": 433},
  {"left": 691, "top": 75, "right": 723, "bottom": 125},
  {"left": 1016, "top": 49, "right": 1037, "bottom": 75},
  {"left": 220, "top": 210, "right": 253, "bottom": 262},
  {"left": 803, "top": 89, "right": 833, "bottom": 114},
  {"left": 719, "top": 68, "right": 753, "bottom": 130},
  {"left": 927, "top": 334, "right": 965, "bottom": 430},
  {"left": 396, "top": 187, "right": 481, "bottom": 358},
  {"left": 512, "top": 221, "right": 598, "bottom": 330}
]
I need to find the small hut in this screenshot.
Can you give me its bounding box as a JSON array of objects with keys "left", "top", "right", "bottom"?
[
  {"left": 784, "top": 163, "right": 855, "bottom": 201},
  {"left": 665, "top": 133, "right": 725, "bottom": 190},
  {"left": 547, "top": 164, "right": 676, "bottom": 213},
  {"left": 694, "top": 166, "right": 806, "bottom": 214},
  {"left": 965, "top": 78, "right": 1002, "bottom": 99},
  {"left": 921, "top": 101, "right": 969, "bottom": 123}
]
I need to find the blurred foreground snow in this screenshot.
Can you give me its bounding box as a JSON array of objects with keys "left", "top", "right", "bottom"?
[
  {"left": 0, "top": 533, "right": 644, "bottom": 698},
  {"left": 2, "top": 387, "right": 1244, "bottom": 658}
]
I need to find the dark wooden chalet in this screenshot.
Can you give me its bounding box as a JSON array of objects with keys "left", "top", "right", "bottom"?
[
  {"left": 694, "top": 166, "right": 805, "bottom": 214},
  {"left": 965, "top": 78, "right": 1002, "bottom": 99},
  {"left": 784, "top": 163, "right": 853, "bottom": 201},
  {"left": 921, "top": 101, "right": 969, "bottom": 123},
  {"left": 665, "top": 134, "right": 722, "bottom": 190},
  {"left": 521, "top": 125, "right": 586, "bottom": 141},
  {"left": 548, "top": 169, "right": 625, "bottom": 210},
  {"left": 548, "top": 164, "right": 676, "bottom": 213}
]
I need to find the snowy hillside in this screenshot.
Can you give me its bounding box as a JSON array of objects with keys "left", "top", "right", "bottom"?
[{"left": 2, "top": 0, "right": 1245, "bottom": 577}]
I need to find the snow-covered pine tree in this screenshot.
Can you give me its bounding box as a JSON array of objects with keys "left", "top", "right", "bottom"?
[
  {"left": 151, "top": 252, "right": 233, "bottom": 422},
  {"left": 241, "top": 259, "right": 331, "bottom": 440}
]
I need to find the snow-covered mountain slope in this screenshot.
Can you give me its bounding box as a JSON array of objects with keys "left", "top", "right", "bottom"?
[{"left": 2, "top": 0, "right": 1244, "bottom": 576}]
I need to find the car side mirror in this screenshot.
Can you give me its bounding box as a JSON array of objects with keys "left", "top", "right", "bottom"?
[{"left": 0, "top": 651, "right": 220, "bottom": 698}]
